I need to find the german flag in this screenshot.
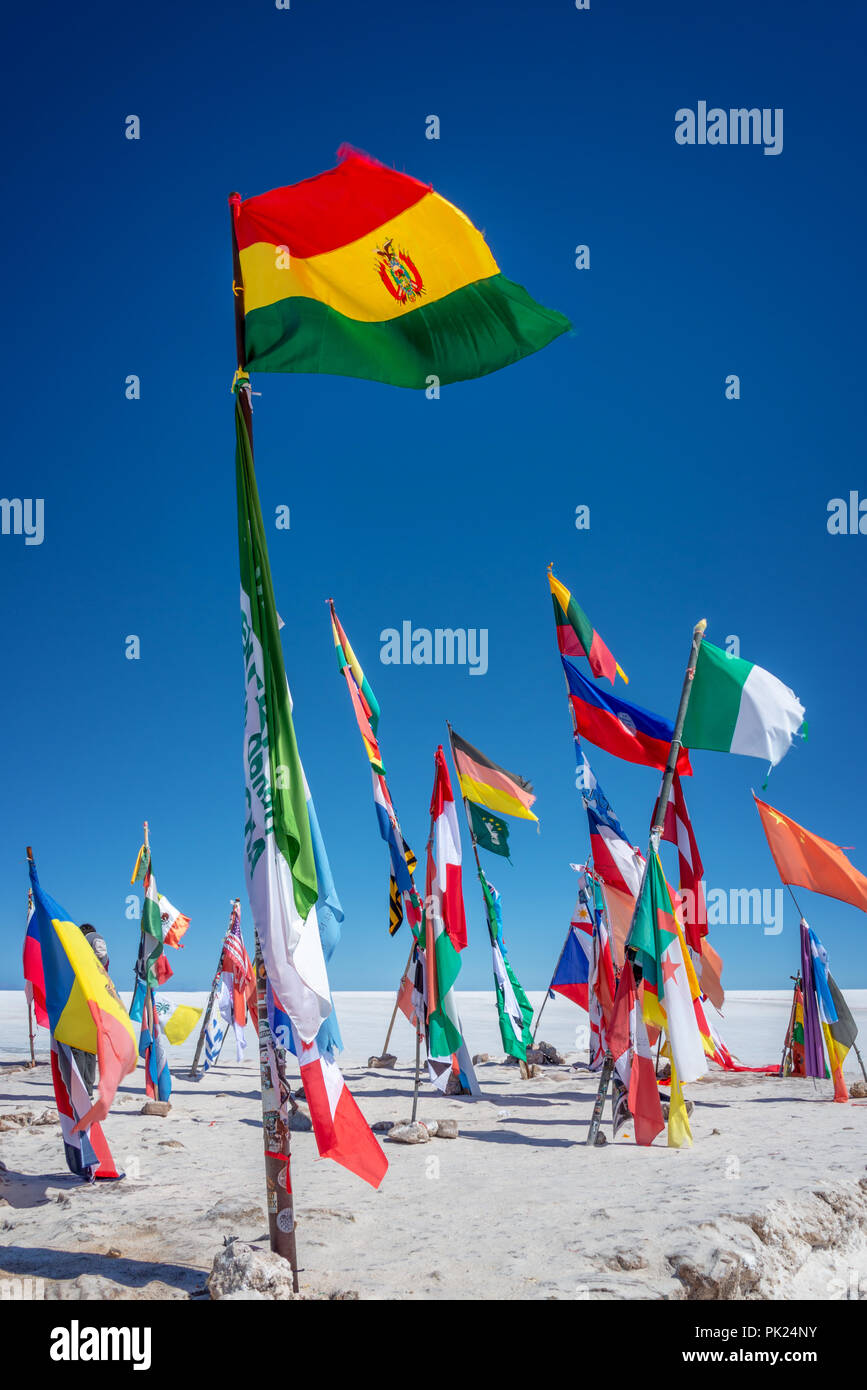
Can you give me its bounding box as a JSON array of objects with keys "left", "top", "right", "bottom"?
[
  {"left": 449, "top": 729, "right": 537, "bottom": 822},
  {"left": 231, "top": 146, "right": 570, "bottom": 389}
]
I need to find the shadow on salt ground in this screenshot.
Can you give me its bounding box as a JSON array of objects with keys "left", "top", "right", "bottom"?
[
  {"left": 460, "top": 1129, "right": 575, "bottom": 1148},
  {"left": 0, "top": 1170, "right": 82, "bottom": 1209},
  {"left": 0, "top": 1245, "right": 203, "bottom": 1293}
]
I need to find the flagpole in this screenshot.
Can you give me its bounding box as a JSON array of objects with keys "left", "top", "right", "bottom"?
[
  {"left": 780, "top": 884, "right": 867, "bottom": 1087},
  {"left": 586, "top": 617, "right": 707, "bottom": 1147},
  {"left": 780, "top": 974, "right": 800, "bottom": 1077},
  {"left": 532, "top": 929, "right": 570, "bottom": 1042},
  {"left": 140, "top": 821, "right": 159, "bottom": 1098},
  {"left": 377, "top": 939, "right": 419, "bottom": 1056},
  {"left": 190, "top": 901, "right": 237, "bottom": 1078},
  {"left": 25, "top": 886, "right": 37, "bottom": 1067},
  {"left": 229, "top": 191, "right": 300, "bottom": 1277},
  {"left": 446, "top": 721, "right": 505, "bottom": 1055},
  {"left": 253, "top": 932, "right": 298, "bottom": 1287}
]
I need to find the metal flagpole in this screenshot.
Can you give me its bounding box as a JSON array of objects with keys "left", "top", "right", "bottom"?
[
  {"left": 229, "top": 192, "right": 298, "bottom": 1278},
  {"left": 532, "top": 931, "right": 570, "bottom": 1043},
  {"left": 586, "top": 617, "right": 707, "bottom": 1146},
  {"left": 190, "top": 900, "right": 238, "bottom": 1078}
]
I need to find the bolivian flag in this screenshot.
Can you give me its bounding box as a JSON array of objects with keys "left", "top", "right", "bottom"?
[{"left": 231, "top": 146, "right": 570, "bottom": 389}]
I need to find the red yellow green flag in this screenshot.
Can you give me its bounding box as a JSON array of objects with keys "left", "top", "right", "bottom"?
[{"left": 231, "top": 146, "right": 570, "bottom": 389}]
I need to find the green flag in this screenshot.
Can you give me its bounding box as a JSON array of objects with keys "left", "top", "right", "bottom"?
[
  {"left": 469, "top": 802, "right": 511, "bottom": 859},
  {"left": 480, "top": 872, "right": 533, "bottom": 1061}
]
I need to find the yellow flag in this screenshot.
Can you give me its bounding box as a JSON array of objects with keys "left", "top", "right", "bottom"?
[
  {"left": 164, "top": 1004, "right": 203, "bottom": 1046},
  {"left": 667, "top": 1059, "right": 693, "bottom": 1148}
]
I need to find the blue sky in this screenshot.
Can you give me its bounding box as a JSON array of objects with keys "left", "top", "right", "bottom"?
[{"left": 2, "top": 0, "right": 865, "bottom": 1005}]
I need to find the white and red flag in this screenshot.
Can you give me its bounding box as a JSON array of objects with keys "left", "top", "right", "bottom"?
[
  {"left": 656, "top": 773, "right": 706, "bottom": 953},
  {"left": 608, "top": 958, "right": 665, "bottom": 1147}
]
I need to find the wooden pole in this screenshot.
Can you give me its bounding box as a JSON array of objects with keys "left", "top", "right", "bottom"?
[
  {"left": 379, "top": 935, "right": 416, "bottom": 1061},
  {"left": 254, "top": 932, "right": 298, "bottom": 1286},
  {"left": 190, "top": 900, "right": 238, "bottom": 1078},
  {"left": 586, "top": 618, "right": 707, "bottom": 1147},
  {"left": 410, "top": 1026, "right": 422, "bottom": 1123},
  {"left": 25, "top": 885, "right": 37, "bottom": 1067},
  {"left": 229, "top": 192, "right": 297, "bottom": 1279}
]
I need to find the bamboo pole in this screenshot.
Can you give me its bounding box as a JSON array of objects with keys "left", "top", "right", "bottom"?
[
  {"left": 190, "top": 900, "right": 239, "bottom": 1078},
  {"left": 254, "top": 932, "right": 298, "bottom": 1286},
  {"left": 586, "top": 617, "right": 707, "bottom": 1147},
  {"left": 229, "top": 192, "right": 297, "bottom": 1278}
]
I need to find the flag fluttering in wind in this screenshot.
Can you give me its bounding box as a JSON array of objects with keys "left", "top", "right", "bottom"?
[
  {"left": 130, "top": 844, "right": 172, "bottom": 988},
  {"left": 577, "top": 743, "right": 644, "bottom": 962},
  {"left": 236, "top": 393, "right": 386, "bottom": 1187},
  {"left": 755, "top": 795, "right": 867, "bottom": 913},
  {"left": 449, "top": 728, "right": 537, "bottom": 822},
  {"left": 29, "top": 856, "right": 137, "bottom": 1178},
  {"left": 231, "top": 146, "right": 570, "bottom": 389},
  {"left": 655, "top": 774, "right": 706, "bottom": 953},
  {"left": 564, "top": 658, "right": 693, "bottom": 776},
  {"left": 329, "top": 598, "right": 419, "bottom": 936},
  {"left": 158, "top": 895, "right": 191, "bottom": 950},
  {"left": 681, "top": 639, "right": 805, "bottom": 766},
  {"left": 130, "top": 979, "right": 171, "bottom": 1101},
  {"left": 422, "top": 747, "right": 479, "bottom": 1094},
  {"left": 468, "top": 802, "right": 510, "bottom": 859},
  {"left": 629, "top": 853, "right": 708, "bottom": 1084},
  {"left": 548, "top": 567, "right": 627, "bottom": 685},
  {"left": 803, "top": 922, "right": 852, "bottom": 1102},
  {"left": 564, "top": 871, "right": 617, "bottom": 1069},
  {"left": 23, "top": 893, "right": 48, "bottom": 1029},
  {"left": 330, "top": 600, "right": 383, "bottom": 772},
  {"left": 479, "top": 872, "right": 533, "bottom": 1062}
]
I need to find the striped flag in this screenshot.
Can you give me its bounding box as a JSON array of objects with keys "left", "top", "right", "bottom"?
[
  {"left": 23, "top": 893, "right": 48, "bottom": 1028},
  {"left": 423, "top": 747, "right": 479, "bottom": 1094},
  {"left": 449, "top": 728, "right": 537, "bottom": 822},
  {"left": 549, "top": 566, "right": 627, "bottom": 685},
  {"left": 29, "top": 856, "right": 137, "bottom": 1175},
  {"left": 236, "top": 390, "right": 386, "bottom": 1185},
  {"left": 330, "top": 598, "right": 420, "bottom": 935},
  {"left": 608, "top": 958, "right": 664, "bottom": 1146}
]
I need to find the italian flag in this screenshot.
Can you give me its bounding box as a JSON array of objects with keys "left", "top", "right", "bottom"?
[
  {"left": 423, "top": 748, "right": 478, "bottom": 1093},
  {"left": 681, "top": 639, "right": 805, "bottom": 767}
]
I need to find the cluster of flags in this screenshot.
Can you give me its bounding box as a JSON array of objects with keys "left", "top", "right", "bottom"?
[{"left": 129, "top": 839, "right": 199, "bottom": 1103}]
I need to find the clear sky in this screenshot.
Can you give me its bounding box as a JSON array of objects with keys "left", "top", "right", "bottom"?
[{"left": 2, "top": 0, "right": 865, "bottom": 1006}]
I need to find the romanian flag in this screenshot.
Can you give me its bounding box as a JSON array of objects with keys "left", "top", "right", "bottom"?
[
  {"left": 564, "top": 657, "right": 693, "bottom": 776},
  {"left": 449, "top": 729, "right": 537, "bottom": 822},
  {"left": 548, "top": 568, "right": 626, "bottom": 684},
  {"left": 231, "top": 146, "right": 570, "bottom": 389},
  {"left": 28, "top": 857, "right": 137, "bottom": 1133}
]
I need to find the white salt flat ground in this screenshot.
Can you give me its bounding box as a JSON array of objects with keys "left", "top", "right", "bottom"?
[
  {"left": 3, "top": 989, "right": 867, "bottom": 1071},
  {"left": 1, "top": 988, "right": 867, "bottom": 1301}
]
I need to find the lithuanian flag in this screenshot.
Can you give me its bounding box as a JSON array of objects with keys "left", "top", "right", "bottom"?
[
  {"left": 548, "top": 567, "right": 626, "bottom": 685},
  {"left": 231, "top": 146, "right": 570, "bottom": 389}
]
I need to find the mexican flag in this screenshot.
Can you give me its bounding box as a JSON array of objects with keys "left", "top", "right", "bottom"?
[
  {"left": 681, "top": 639, "right": 805, "bottom": 767},
  {"left": 630, "top": 853, "right": 707, "bottom": 1084}
]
